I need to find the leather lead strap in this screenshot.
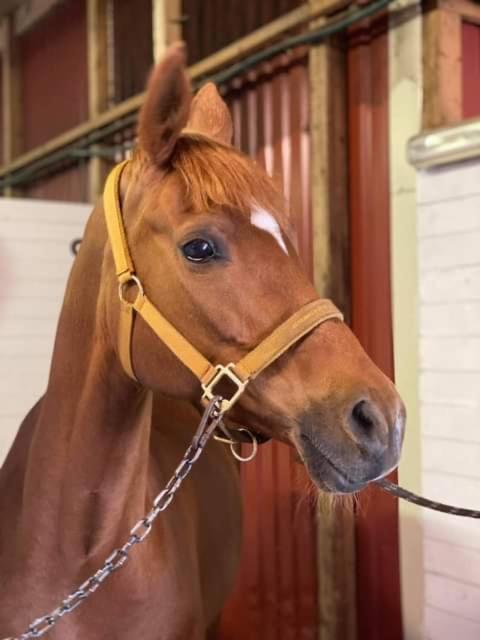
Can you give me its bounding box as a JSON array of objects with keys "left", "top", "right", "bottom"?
[{"left": 103, "top": 161, "right": 344, "bottom": 406}]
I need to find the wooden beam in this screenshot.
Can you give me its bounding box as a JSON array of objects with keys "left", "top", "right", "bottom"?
[
  {"left": 422, "top": 0, "right": 462, "bottom": 128},
  {"left": 14, "top": 0, "right": 61, "bottom": 35},
  {"left": 152, "top": 0, "right": 182, "bottom": 62},
  {"left": 2, "top": 14, "right": 22, "bottom": 195},
  {"left": 0, "top": 0, "right": 357, "bottom": 183},
  {"left": 188, "top": 0, "right": 350, "bottom": 79},
  {"left": 0, "top": 0, "right": 23, "bottom": 21},
  {"left": 440, "top": 0, "right": 480, "bottom": 25},
  {"left": 88, "top": 0, "right": 109, "bottom": 116},
  {"left": 87, "top": 0, "right": 110, "bottom": 203},
  {"left": 188, "top": 4, "right": 308, "bottom": 78},
  {"left": 309, "top": 13, "right": 355, "bottom": 639}
]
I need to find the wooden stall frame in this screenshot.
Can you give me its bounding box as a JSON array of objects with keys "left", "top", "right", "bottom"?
[
  {"left": 14, "top": 0, "right": 60, "bottom": 35},
  {"left": 152, "top": 0, "right": 182, "bottom": 62},
  {"left": 1, "top": 13, "right": 21, "bottom": 196},
  {"left": 87, "top": 0, "right": 109, "bottom": 202},
  {"left": 0, "top": 0, "right": 352, "bottom": 183}
]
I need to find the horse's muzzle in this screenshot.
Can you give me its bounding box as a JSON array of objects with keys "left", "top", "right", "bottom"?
[{"left": 296, "top": 397, "right": 405, "bottom": 494}]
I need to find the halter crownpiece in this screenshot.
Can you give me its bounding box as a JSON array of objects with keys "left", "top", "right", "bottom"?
[{"left": 103, "top": 160, "right": 344, "bottom": 412}]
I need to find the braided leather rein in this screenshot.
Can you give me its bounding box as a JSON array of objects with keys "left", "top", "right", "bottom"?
[{"left": 376, "top": 478, "right": 480, "bottom": 519}]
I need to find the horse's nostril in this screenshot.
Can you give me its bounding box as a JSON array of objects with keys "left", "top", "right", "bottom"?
[{"left": 351, "top": 400, "right": 375, "bottom": 431}]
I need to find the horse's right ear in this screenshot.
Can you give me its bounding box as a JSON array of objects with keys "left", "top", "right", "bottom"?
[{"left": 137, "top": 42, "right": 191, "bottom": 168}]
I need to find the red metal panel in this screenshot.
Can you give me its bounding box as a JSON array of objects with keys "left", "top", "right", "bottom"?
[
  {"left": 462, "top": 21, "right": 480, "bottom": 118},
  {"left": 19, "top": 0, "right": 88, "bottom": 152},
  {"left": 220, "top": 52, "right": 318, "bottom": 640},
  {"left": 24, "top": 164, "right": 89, "bottom": 202},
  {"left": 347, "top": 18, "right": 403, "bottom": 640}
]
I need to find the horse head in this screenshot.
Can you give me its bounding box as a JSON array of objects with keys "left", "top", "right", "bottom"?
[{"left": 103, "top": 43, "right": 405, "bottom": 494}]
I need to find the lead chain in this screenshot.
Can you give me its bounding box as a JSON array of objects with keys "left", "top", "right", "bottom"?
[{"left": 2, "top": 397, "right": 224, "bottom": 640}]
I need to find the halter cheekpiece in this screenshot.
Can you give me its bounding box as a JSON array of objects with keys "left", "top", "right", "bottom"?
[{"left": 103, "top": 160, "right": 344, "bottom": 413}]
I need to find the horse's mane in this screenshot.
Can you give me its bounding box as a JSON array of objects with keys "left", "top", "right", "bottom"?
[{"left": 170, "top": 132, "right": 289, "bottom": 227}]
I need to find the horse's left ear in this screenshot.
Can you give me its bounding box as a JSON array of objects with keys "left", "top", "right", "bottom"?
[
  {"left": 138, "top": 42, "right": 191, "bottom": 167},
  {"left": 187, "top": 82, "right": 233, "bottom": 145}
]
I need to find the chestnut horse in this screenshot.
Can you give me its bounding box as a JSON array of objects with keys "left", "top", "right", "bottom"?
[{"left": 0, "top": 44, "right": 405, "bottom": 639}]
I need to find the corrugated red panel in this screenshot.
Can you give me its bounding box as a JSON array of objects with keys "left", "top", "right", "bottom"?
[
  {"left": 462, "top": 21, "right": 480, "bottom": 118},
  {"left": 23, "top": 163, "right": 89, "bottom": 202},
  {"left": 347, "top": 18, "right": 403, "bottom": 640},
  {"left": 113, "top": 0, "right": 153, "bottom": 102},
  {"left": 182, "top": 0, "right": 303, "bottom": 63},
  {"left": 220, "top": 52, "right": 318, "bottom": 640},
  {"left": 19, "top": 0, "right": 88, "bottom": 152}
]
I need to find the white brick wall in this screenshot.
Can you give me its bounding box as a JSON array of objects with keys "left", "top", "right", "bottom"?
[
  {"left": 417, "top": 160, "right": 480, "bottom": 640},
  {"left": 0, "top": 198, "right": 90, "bottom": 464}
]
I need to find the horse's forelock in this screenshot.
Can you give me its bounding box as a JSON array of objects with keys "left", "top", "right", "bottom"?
[{"left": 169, "top": 134, "right": 289, "bottom": 226}]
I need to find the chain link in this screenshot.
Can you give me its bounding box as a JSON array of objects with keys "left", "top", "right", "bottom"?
[{"left": 2, "top": 397, "right": 224, "bottom": 640}]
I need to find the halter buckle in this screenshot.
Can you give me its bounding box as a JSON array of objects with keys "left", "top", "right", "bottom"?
[{"left": 201, "top": 363, "right": 248, "bottom": 413}]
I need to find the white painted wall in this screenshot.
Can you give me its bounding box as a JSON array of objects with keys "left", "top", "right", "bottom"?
[
  {"left": 0, "top": 197, "right": 90, "bottom": 465},
  {"left": 417, "top": 159, "right": 480, "bottom": 640}
]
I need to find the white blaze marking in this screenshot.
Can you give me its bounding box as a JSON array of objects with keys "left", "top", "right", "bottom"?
[{"left": 251, "top": 207, "right": 288, "bottom": 254}]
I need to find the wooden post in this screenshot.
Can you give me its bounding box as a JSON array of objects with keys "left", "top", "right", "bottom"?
[
  {"left": 152, "top": 0, "right": 181, "bottom": 62},
  {"left": 309, "top": 11, "right": 356, "bottom": 640},
  {"left": 422, "top": 0, "right": 462, "bottom": 128},
  {"left": 87, "top": 0, "right": 109, "bottom": 203},
  {"left": 2, "top": 14, "right": 22, "bottom": 196}
]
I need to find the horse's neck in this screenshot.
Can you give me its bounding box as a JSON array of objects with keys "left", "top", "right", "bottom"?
[{"left": 21, "top": 207, "right": 152, "bottom": 562}]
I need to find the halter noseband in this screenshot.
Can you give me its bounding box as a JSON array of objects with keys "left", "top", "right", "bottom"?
[{"left": 103, "top": 160, "right": 343, "bottom": 413}]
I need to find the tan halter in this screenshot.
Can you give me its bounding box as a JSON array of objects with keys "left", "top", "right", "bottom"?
[{"left": 103, "top": 160, "right": 344, "bottom": 412}]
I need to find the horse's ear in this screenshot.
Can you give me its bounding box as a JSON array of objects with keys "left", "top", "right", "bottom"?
[
  {"left": 138, "top": 42, "right": 191, "bottom": 167},
  {"left": 187, "top": 82, "right": 233, "bottom": 146}
]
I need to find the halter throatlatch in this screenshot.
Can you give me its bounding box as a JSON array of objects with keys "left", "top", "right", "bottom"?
[{"left": 103, "top": 160, "right": 344, "bottom": 412}]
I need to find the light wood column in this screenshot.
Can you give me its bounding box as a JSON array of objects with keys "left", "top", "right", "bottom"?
[
  {"left": 87, "top": 0, "right": 109, "bottom": 203},
  {"left": 422, "top": 0, "right": 462, "bottom": 128},
  {"left": 1, "top": 14, "right": 22, "bottom": 196},
  {"left": 309, "top": 9, "right": 356, "bottom": 640},
  {"left": 152, "top": 0, "right": 181, "bottom": 62}
]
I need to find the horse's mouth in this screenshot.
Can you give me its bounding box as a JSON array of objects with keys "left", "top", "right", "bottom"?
[{"left": 298, "top": 432, "right": 367, "bottom": 494}]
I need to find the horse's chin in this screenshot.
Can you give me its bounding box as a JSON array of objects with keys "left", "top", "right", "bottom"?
[
  {"left": 304, "top": 459, "right": 367, "bottom": 495},
  {"left": 295, "top": 431, "right": 393, "bottom": 495}
]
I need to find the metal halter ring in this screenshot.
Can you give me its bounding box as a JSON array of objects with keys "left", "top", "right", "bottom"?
[
  {"left": 118, "top": 275, "right": 144, "bottom": 305},
  {"left": 229, "top": 428, "right": 258, "bottom": 462}
]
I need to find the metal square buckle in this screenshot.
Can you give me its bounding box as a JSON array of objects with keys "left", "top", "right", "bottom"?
[{"left": 201, "top": 363, "right": 248, "bottom": 413}]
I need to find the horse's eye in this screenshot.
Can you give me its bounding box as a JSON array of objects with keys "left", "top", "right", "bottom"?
[{"left": 181, "top": 238, "right": 216, "bottom": 263}]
